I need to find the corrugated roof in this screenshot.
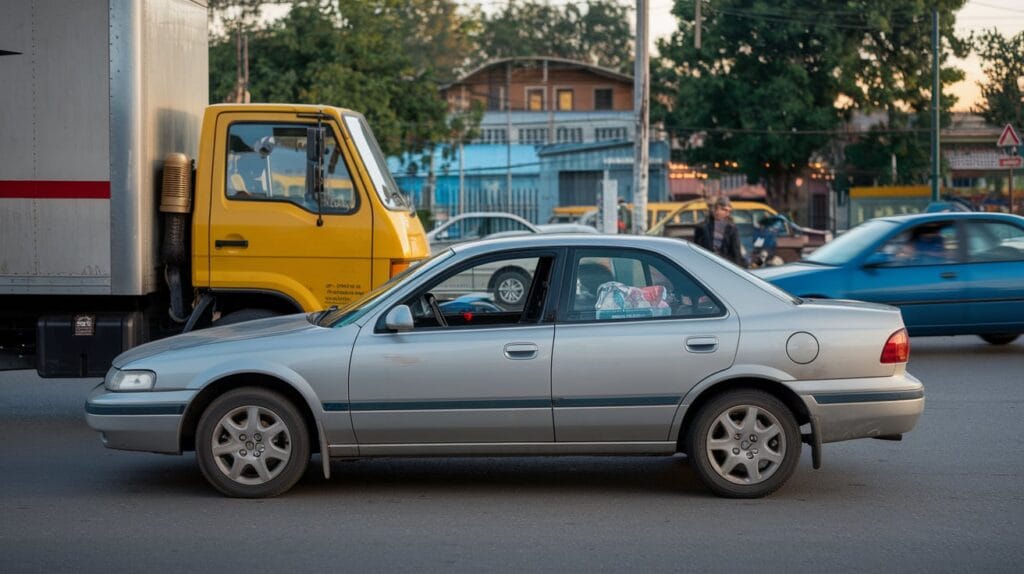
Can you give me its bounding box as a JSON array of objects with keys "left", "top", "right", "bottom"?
[{"left": 442, "top": 56, "right": 633, "bottom": 90}]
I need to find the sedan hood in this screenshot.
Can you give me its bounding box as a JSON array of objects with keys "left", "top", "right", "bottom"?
[{"left": 112, "top": 314, "right": 315, "bottom": 368}]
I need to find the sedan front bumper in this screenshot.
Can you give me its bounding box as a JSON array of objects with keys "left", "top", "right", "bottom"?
[
  {"left": 787, "top": 372, "right": 924, "bottom": 444},
  {"left": 85, "top": 384, "right": 198, "bottom": 454}
]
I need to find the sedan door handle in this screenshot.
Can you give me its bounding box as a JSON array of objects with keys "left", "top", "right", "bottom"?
[
  {"left": 503, "top": 342, "right": 539, "bottom": 360},
  {"left": 939, "top": 272, "right": 957, "bottom": 279},
  {"left": 215, "top": 238, "right": 249, "bottom": 249},
  {"left": 685, "top": 336, "right": 719, "bottom": 353}
]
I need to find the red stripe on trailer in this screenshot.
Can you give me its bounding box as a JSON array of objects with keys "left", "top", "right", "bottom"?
[{"left": 0, "top": 180, "right": 111, "bottom": 199}]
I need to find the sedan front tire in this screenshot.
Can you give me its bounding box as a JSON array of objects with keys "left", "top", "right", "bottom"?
[{"left": 196, "top": 387, "right": 310, "bottom": 498}]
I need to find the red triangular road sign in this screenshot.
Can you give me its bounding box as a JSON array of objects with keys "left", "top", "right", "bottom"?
[{"left": 997, "top": 124, "right": 1021, "bottom": 147}]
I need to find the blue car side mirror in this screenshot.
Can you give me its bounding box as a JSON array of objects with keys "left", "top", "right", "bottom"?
[{"left": 864, "top": 252, "right": 893, "bottom": 268}]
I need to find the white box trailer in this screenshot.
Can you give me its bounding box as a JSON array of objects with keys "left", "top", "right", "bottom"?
[
  {"left": 0, "top": 0, "right": 207, "bottom": 373},
  {"left": 0, "top": 0, "right": 207, "bottom": 295}
]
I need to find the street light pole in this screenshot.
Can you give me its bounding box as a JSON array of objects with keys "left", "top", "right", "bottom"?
[{"left": 930, "top": 9, "right": 941, "bottom": 202}]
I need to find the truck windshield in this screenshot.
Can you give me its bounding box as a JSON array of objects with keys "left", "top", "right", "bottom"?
[
  {"left": 343, "top": 114, "right": 412, "bottom": 211},
  {"left": 315, "top": 250, "right": 453, "bottom": 327}
]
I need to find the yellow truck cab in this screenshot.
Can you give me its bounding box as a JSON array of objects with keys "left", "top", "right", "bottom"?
[
  {"left": 192, "top": 104, "right": 428, "bottom": 315},
  {"left": 1, "top": 3, "right": 428, "bottom": 378}
]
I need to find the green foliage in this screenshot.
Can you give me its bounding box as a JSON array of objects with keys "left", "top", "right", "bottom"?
[
  {"left": 654, "top": 0, "right": 967, "bottom": 204},
  {"left": 208, "top": 1, "right": 472, "bottom": 158},
  {"left": 473, "top": 0, "right": 633, "bottom": 73},
  {"left": 974, "top": 30, "right": 1024, "bottom": 127}
]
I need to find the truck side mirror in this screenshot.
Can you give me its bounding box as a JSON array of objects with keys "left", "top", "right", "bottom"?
[{"left": 306, "top": 126, "right": 325, "bottom": 226}]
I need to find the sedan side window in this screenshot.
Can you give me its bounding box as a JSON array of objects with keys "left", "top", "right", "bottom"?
[
  {"left": 876, "top": 221, "right": 959, "bottom": 266},
  {"left": 965, "top": 221, "right": 1024, "bottom": 263},
  {"left": 401, "top": 254, "right": 553, "bottom": 329},
  {"left": 566, "top": 249, "right": 722, "bottom": 322}
]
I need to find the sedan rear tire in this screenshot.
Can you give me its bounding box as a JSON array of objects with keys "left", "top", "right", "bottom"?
[
  {"left": 196, "top": 388, "right": 310, "bottom": 498},
  {"left": 686, "top": 389, "right": 800, "bottom": 498}
]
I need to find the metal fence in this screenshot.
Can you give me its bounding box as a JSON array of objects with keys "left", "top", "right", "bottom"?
[{"left": 429, "top": 186, "right": 540, "bottom": 223}]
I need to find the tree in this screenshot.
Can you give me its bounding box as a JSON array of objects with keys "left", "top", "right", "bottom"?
[
  {"left": 207, "top": 1, "right": 474, "bottom": 158},
  {"left": 974, "top": 30, "right": 1024, "bottom": 128},
  {"left": 473, "top": 0, "right": 633, "bottom": 73},
  {"left": 653, "top": 0, "right": 968, "bottom": 213}
]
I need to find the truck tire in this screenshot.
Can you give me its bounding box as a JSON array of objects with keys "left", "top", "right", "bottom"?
[
  {"left": 217, "top": 308, "right": 279, "bottom": 325},
  {"left": 195, "top": 387, "right": 310, "bottom": 498}
]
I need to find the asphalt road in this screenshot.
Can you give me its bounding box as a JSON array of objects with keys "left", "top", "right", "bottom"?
[{"left": 1, "top": 336, "right": 1022, "bottom": 573}]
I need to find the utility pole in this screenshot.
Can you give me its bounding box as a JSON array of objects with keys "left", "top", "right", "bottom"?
[
  {"left": 632, "top": 0, "right": 650, "bottom": 234},
  {"left": 506, "top": 61, "right": 513, "bottom": 212},
  {"left": 930, "top": 9, "right": 940, "bottom": 202}
]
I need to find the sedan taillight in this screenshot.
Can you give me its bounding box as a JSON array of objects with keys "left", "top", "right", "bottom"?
[{"left": 880, "top": 328, "right": 910, "bottom": 363}]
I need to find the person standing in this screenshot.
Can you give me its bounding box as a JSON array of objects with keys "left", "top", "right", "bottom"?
[{"left": 693, "top": 196, "right": 745, "bottom": 267}]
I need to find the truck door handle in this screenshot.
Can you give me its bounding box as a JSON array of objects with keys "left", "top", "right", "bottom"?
[
  {"left": 503, "top": 342, "right": 539, "bottom": 360},
  {"left": 685, "top": 336, "right": 719, "bottom": 353},
  {"left": 939, "top": 272, "right": 957, "bottom": 279},
  {"left": 215, "top": 239, "right": 249, "bottom": 249}
]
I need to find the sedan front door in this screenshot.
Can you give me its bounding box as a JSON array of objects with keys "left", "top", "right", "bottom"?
[{"left": 348, "top": 251, "right": 559, "bottom": 448}]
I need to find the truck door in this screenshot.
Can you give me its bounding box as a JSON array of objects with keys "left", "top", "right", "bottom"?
[{"left": 207, "top": 112, "right": 374, "bottom": 310}]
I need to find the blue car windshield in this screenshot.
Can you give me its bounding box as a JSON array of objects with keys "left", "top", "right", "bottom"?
[
  {"left": 803, "top": 219, "right": 897, "bottom": 265},
  {"left": 315, "top": 250, "right": 454, "bottom": 327}
]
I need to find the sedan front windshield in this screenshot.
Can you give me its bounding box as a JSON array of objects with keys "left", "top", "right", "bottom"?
[
  {"left": 803, "top": 219, "right": 897, "bottom": 265},
  {"left": 315, "top": 250, "right": 453, "bottom": 327}
]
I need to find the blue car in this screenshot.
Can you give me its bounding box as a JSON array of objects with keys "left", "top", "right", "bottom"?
[{"left": 754, "top": 212, "right": 1024, "bottom": 345}]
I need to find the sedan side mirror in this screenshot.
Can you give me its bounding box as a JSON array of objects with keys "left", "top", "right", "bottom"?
[
  {"left": 863, "top": 251, "right": 893, "bottom": 268},
  {"left": 384, "top": 305, "right": 414, "bottom": 332}
]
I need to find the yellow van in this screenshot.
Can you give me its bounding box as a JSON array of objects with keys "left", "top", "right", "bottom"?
[
  {"left": 647, "top": 199, "right": 778, "bottom": 236},
  {"left": 550, "top": 202, "right": 686, "bottom": 230}
]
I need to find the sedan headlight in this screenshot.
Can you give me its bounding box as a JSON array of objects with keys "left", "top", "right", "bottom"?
[{"left": 106, "top": 370, "right": 157, "bottom": 391}]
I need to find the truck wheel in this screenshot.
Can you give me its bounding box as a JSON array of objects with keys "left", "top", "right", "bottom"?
[
  {"left": 196, "top": 388, "right": 310, "bottom": 498},
  {"left": 491, "top": 269, "right": 530, "bottom": 307},
  {"left": 217, "top": 308, "right": 278, "bottom": 325},
  {"left": 686, "top": 389, "right": 800, "bottom": 498},
  {"left": 979, "top": 333, "right": 1019, "bottom": 345}
]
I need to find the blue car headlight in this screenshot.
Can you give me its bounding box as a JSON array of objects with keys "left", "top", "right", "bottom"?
[{"left": 106, "top": 369, "right": 157, "bottom": 391}]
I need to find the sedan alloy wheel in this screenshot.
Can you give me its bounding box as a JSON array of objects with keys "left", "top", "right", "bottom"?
[
  {"left": 687, "top": 390, "right": 800, "bottom": 498},
  {"left": 196, "top": 388, "right": 310, "bottom": 498}
]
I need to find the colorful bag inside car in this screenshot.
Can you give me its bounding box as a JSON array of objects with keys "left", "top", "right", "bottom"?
[{"left": 594, "top": 282, "right": 672, "bottom": 320}]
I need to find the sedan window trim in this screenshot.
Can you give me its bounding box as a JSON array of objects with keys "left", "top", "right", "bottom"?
[{"left": 373, "top": 247, "right": 565, "bottom": 334}]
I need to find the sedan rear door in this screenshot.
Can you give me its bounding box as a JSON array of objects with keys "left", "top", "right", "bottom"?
[{"left": 551, "top": 247, "right": 739, "bottom": 444}]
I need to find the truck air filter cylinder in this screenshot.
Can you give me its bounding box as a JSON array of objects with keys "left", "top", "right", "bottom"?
[{"left": 160, "top": 153, "right": 193, "bottom": 322}]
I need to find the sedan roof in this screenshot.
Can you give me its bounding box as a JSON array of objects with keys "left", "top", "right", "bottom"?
[{"left": 448, "top": 232, "right": 701, "bottom": 257}]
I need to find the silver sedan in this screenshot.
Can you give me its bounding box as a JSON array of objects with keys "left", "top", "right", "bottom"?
[{"left": 86, "top": 235, "right": 924, "bottom": 498}]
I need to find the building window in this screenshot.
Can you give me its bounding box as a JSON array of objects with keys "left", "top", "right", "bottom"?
[
  {"left": 595, "top": 127, "right": 628, "bottom": 141},
  {"left": 594, "top": 88, "right": 613, "bottom": 110},
  {"left": 556, "top": 127, "right": 583, "bottom": 143},
  {"left": 557, "top": 89, "right": 574, "bottom": 111},
  {"left": 488, "top": 85, "right": 505, "bottom": 111},
  {"left": 527, "top": 88, "right": 545, "bottom": 111},
  {"left": 518, "top": 128, "right": 548, "bottom": 145},
  {"left": 480, "top": 128, "right": 507, "bottom": 144}
]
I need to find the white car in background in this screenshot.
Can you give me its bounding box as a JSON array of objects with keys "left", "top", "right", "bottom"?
[{"left": 427, "top": 213, "right": 598, "bottom": 306}]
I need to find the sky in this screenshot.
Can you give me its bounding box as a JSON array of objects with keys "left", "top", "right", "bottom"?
[{"left": 261, "top": 1, "right": 1024, "bottom": 112}]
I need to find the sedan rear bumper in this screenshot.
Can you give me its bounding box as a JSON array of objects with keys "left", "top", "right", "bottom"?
[
  {"left": 85, "top": 384, "right": 197, "bottom": 454},
  {"left": 786, "top": 373, "right": 924, "bottom": 444}
]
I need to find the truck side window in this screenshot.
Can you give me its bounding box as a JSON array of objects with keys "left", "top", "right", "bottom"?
[{"left": 225, "top": 123, "right": 357, "bottom": 214}]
